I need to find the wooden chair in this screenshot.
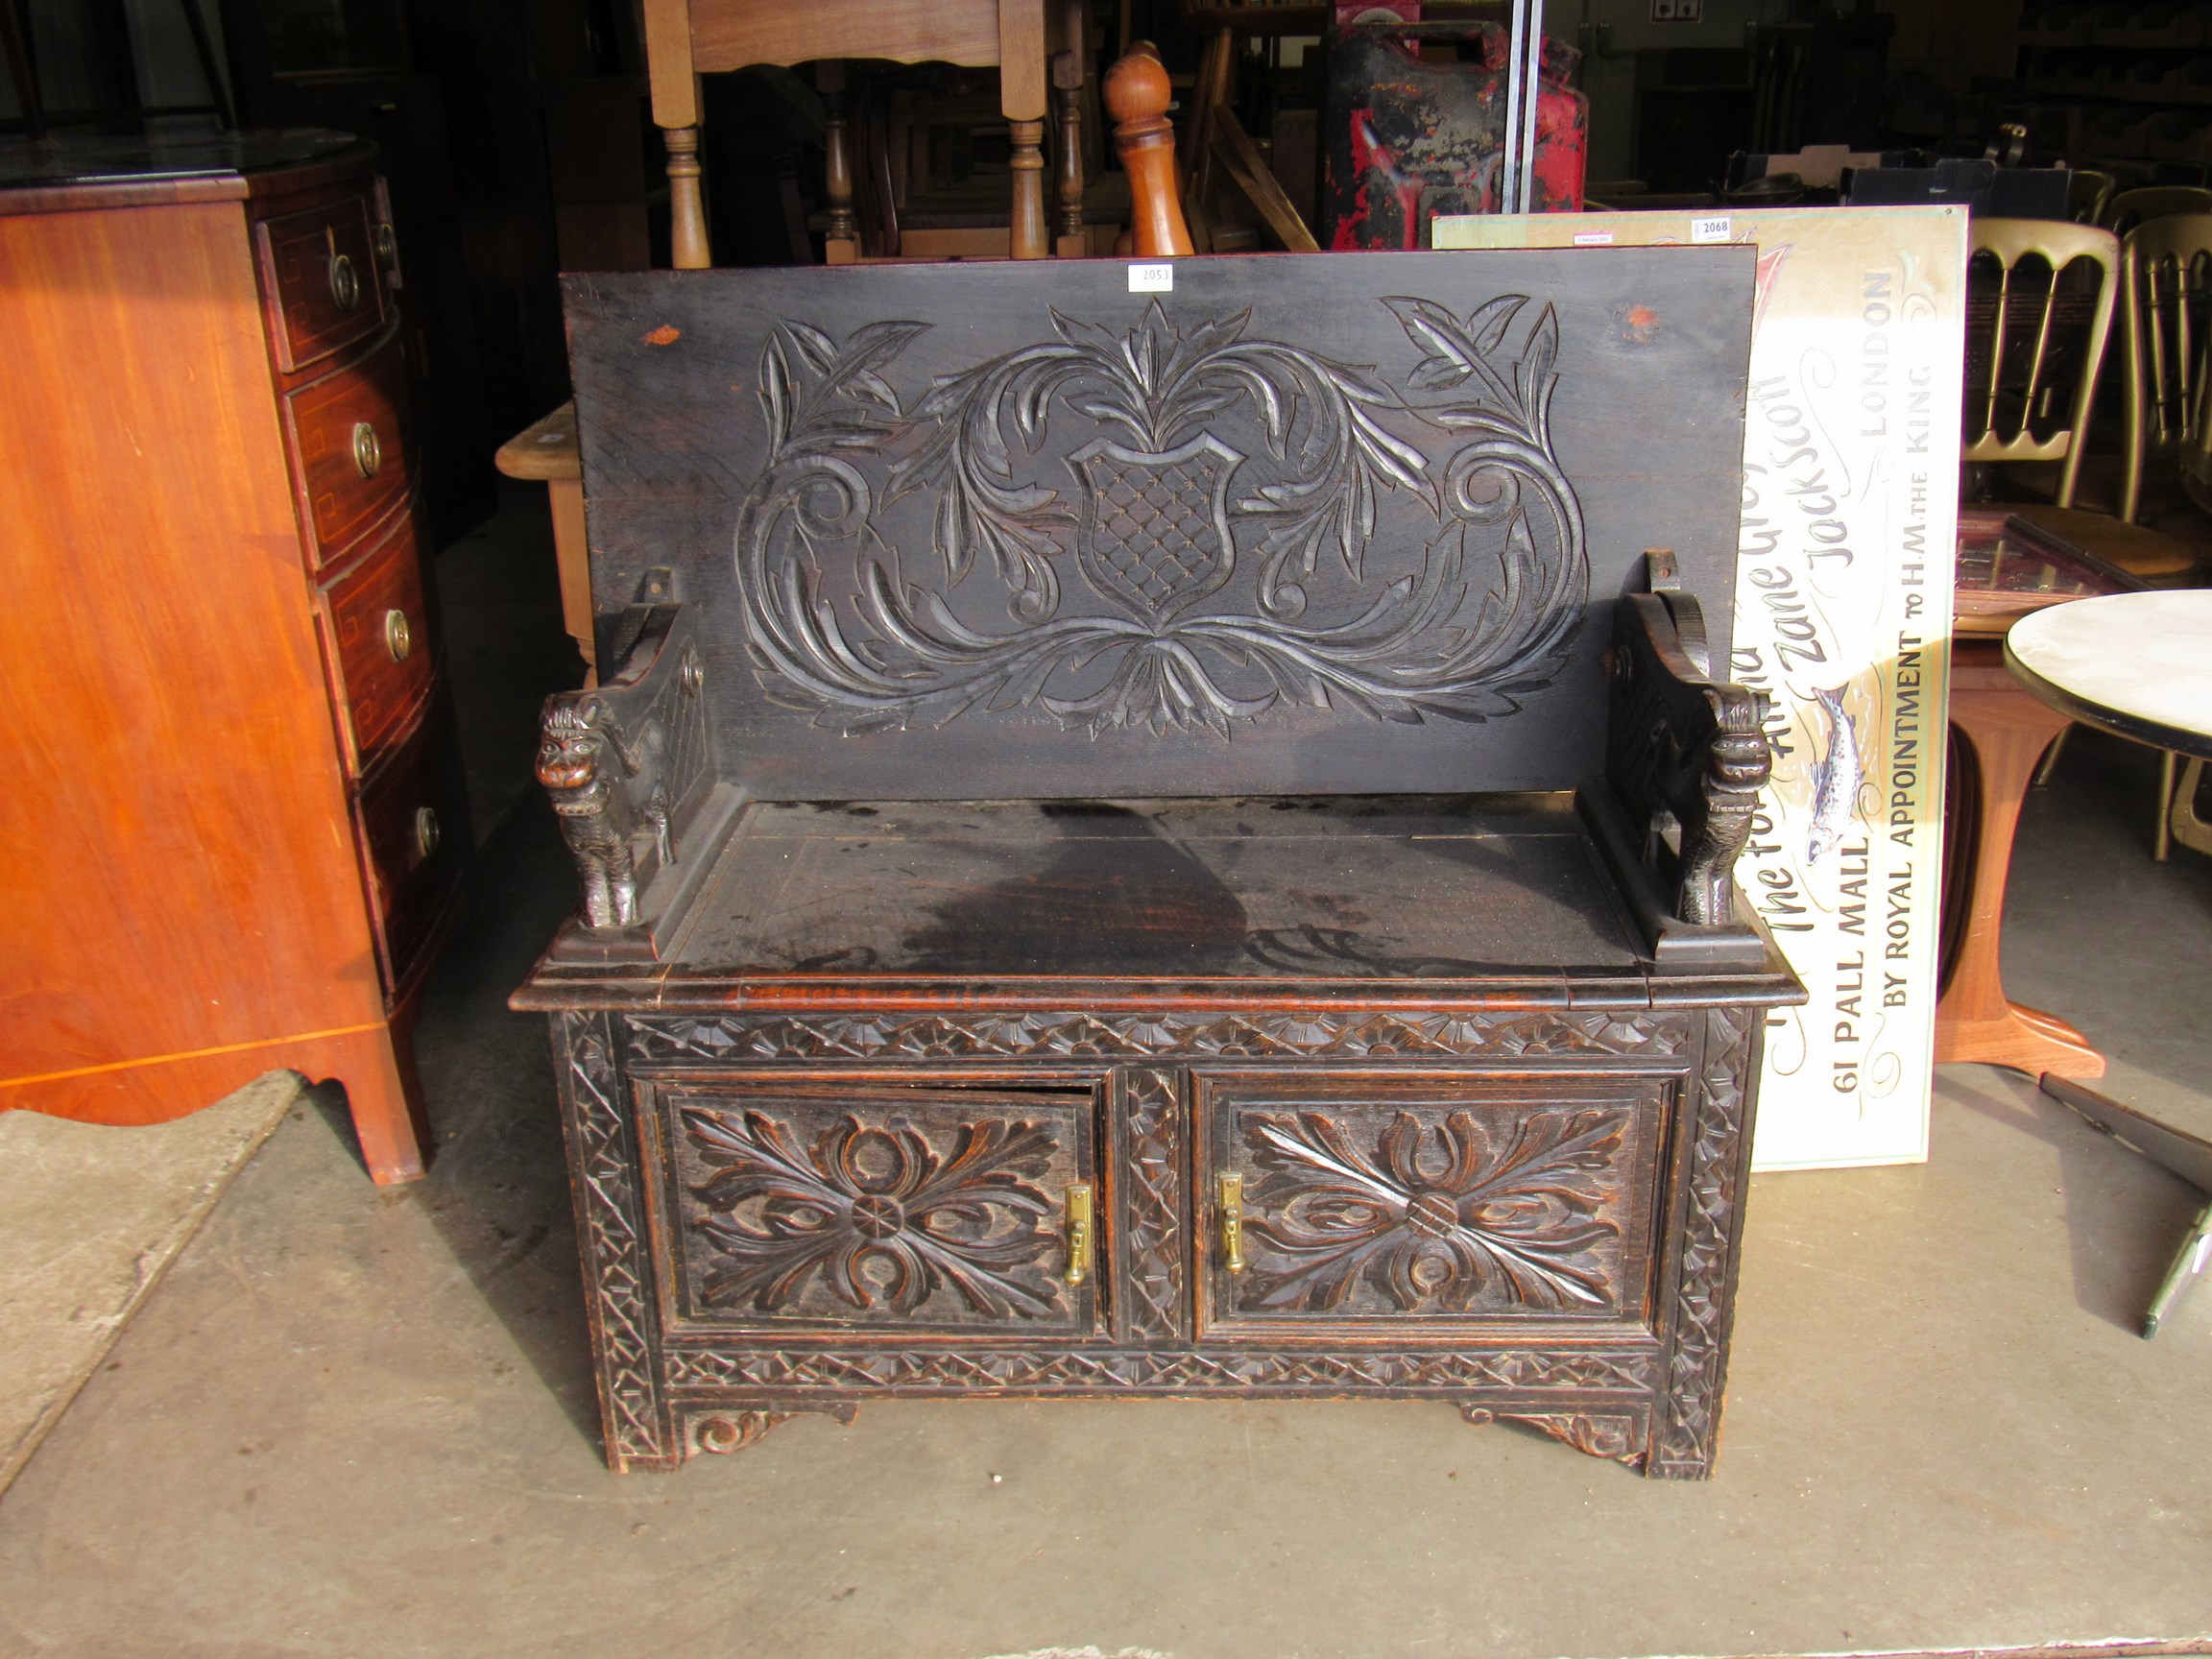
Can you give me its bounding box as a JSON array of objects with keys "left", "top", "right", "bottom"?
[
  {"left": 2102, "top": 184, "right": 2212, "bottom": 236},
  {"left": 519, "top": 203, "right": 1794, "bottom": 1483},
  {"left": 2069, "top": 168, "right": 2116, "bottom": 227},
  {"left": 2119, "top": 212, "right": 2212, "bottom": 526},
  {"left": 1969, "top": 219, "right": 2198, "bottom": 584},
  {"left": 641, "top": 0, "right": 1090, "bottom": 269}
]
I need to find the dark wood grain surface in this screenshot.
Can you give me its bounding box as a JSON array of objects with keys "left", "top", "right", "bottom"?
[
  {"left": 674, "top": 795, "right": 1642, "bottom": 977},
  {"left": 564, "top": 248, "right": 1753, "bottom": 801}
]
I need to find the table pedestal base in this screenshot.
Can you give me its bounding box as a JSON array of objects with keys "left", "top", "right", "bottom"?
[
  {"left": 1936, "top": 645, "right": 2107, "bottom": 1080},
  {"left": 2040, "top": 1074, "right": 2212, "bottom": 1336}
]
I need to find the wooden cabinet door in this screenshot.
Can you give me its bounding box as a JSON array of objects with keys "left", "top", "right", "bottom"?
[
  {"left": 655, "top": 1084, "right": 1099, "bottom": 1337},
  {"left": 1194, "top": 1073, "right": 1670, "bottom": 1338}
]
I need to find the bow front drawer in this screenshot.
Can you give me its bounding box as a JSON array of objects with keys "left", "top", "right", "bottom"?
[
  {"left": 319, "top": 512, "right": 436, "bottom": 776},
  {"left": 280, "top": 334, "right": 412, "bottom": 571},
  {"left": 256, "top": 195, "right": 389, "bottom": 373}
]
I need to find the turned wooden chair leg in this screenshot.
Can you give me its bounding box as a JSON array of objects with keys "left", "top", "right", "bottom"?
[
  {"left": 1008, "top": 118, "right": 1048, "bottom": 258},
  {"left": 821, "top": 60, "right": 859, "bottom": 266},
  {"left": 664, "top": 124, "right": 709, "bottom": 270},
  {"left": 1055, "top": 81, "right": 1087, "bottom": 256}
]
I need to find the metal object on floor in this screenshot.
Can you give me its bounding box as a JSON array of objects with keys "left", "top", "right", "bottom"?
[
  {"left": 2038, "top": 1073, "right": 2212, "bottom": 1336},
  {"left": 2008, "top": 589, "right": 2212, "bottom": 1336}
]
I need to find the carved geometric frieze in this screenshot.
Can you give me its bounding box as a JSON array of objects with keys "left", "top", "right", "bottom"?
[
  {"left": 1649, "top": 1003, "right": 1756, "bottom": 1479},
  {"left": 625, "top": 1008, "right": 1689, "bottom": 1067},
  {"left": 663, "top": 1345, "right": 1659, "bottom": 1395}
]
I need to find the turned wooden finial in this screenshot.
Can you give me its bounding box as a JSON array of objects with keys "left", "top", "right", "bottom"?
[{"left": 1106, "top": 45, "right": 1194, "bottom": 258}]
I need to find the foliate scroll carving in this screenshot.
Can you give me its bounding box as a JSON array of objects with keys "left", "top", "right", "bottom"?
[
  {"left": 665, "top": 1346, "right": 1658, "bottom": 1395},
  {"left": 687, "top": 1403, "right": 856, "bottom": 1458},
  {"left": 538, "top": 610, "right": 712, "bottom": 930},
  {"left": 556, "top": 1012, "right": 672, "bottom": 1467},
  {"left": 694, "top": 1410, "right": 791, "bottom": 1455},
  {"left": 1115, "top": 1070, "right": 1186, "bottom": 1342},
  {"left": 1605, "top": 591, "right": 1771, "bottom": 928},
  {"left": 1476, "top": 1409, "right": 1648, "bottom": 1465},
  {"left": 1234, "top": 1107, "right": 1630, "bottom": 1316},
  {"left": 734, "top": 298, "right": 1586, "bottom": 735},
  {"left": 1650, "top": 1005, "right": 1756, "bottom": 1479},
  {"left": 625, "top": 1008, "right": 1687, "bottom": 1067},
  {"left": 675, "top": 1104, "right": 1071, "bottom": 1325}
]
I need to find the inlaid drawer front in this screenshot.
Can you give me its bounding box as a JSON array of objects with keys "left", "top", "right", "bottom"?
[
  {"left": 655, "top": 1084, "right": 1100, "bottom": 1338},
  {"left": 282, "top": 337, "right": 411, "bottom": 569},
  {"left": 257, "top": 195, "right": 388, "bottom": 373},
  {"left": 321, "top": 512, "right": 435, "bottom": 773},
  {"left": 1195, "top": 1073, "right": 1669, "bottom": 1336},
  {"left": 353, "top": 709, "right": 467, "bottom": 994}
]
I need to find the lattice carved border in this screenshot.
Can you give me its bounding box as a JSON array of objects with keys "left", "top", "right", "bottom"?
[
  {"left": 626, "top": 1008, "right": 1689, "bottom": 1067},
  {"left": 1647, "top": 1004, "right": 1758, "bottom": 1479},
  {"left": 1115, "top": 1068, "right": 1187, "bottom": 1342},
  {"left": 662, "top": 1346, "right": 1658, "bottom": 1394},
  {"left": 554, "top": 1011, "right": 676, "bottom": 1470}
]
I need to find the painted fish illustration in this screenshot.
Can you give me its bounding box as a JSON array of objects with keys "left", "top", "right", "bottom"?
[{"left": 1805, "top": 685, "right": 1863, "bottom": 866}]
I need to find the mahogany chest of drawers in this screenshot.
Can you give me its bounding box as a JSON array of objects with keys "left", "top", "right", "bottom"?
[{"left": 0, "top": 131, "right": 468, "bottom": 1183}]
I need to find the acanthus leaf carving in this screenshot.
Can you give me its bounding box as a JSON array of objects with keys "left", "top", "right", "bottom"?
[
  {"left": 678, "top": 1105, "right": 1070, "bottom": 1324},
  {"left": 1234, "top": 1106, "right": 1630, "bottom": 1316},
  {"left": 735, "top": 298, "right": 1587, "bottom": 736}
]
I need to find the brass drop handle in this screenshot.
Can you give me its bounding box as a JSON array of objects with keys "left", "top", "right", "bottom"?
[
  {"left": 329, "top": 250, "right": 360, "bottom": 312},
  {"left": 412, "top": 805, "right": 441, "bottom": 860},
  {"left": 1217, "top": 1172, "right": 1246, "bottom": 1274},
  {"left": 383, "top": 608, "right": 413, "bottom": 662},
  {"left": 1062, "top": 1182, "right": 1094, "bottom": 1286},
  {"left": 351, "top": 421, "right": 382, "bottom": 478}
]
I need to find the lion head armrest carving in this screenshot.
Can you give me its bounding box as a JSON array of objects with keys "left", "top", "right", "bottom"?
[
  {"left": 1599, "top": 587, "right": 1772, "bottom": 954},
  {"left": 537, "top": 602, "right": 722, "bottom": 933}
]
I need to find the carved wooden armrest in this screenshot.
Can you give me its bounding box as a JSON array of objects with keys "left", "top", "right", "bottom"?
[
  {"left": 537, "top": 603, "right": 718, "bottom": 931},
  {"left": 1600, "top": 588, "right": 1770, "bottom": 939}
]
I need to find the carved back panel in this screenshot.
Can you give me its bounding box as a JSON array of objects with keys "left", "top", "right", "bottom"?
[{"left": 565, "top": 249, "right": 1753, "bottom": 800}]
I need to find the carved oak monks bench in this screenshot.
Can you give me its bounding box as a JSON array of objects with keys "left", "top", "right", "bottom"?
[{"left": 513, "top": 247, "right": 1803, "bottom": 1478}]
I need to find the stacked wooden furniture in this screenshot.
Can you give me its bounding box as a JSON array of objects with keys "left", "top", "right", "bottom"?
[
  {"left": 0, "top": 131, "right": 468, "bottom": 1185},
  {"left": 515, "top": 238, "right": 1801, "bottom": 1478},
  {"left": 642, "top": 0, "right": 1091, "bottom": 268}
]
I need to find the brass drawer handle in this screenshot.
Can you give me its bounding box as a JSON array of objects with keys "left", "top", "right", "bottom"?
[
  {"left": 1062, "top": 1182, "right": 1094, "bottom": 1286},
  {"left": 1217, "top": 1171, "right": 1245, "bottom": 1274},
  {"left": 352, "top": 421, "right": 382, "bottom": 478},
  {"left": 329, "top": 250, "right": 360, "bottom": 312},
  {"left": 374, "top": 221, "right": 398, "bottom": 268},
  {"left": 412, "top": 805, "right": 441, "bottom": 860},
  {"left": 383, "top": 608, "right": 413, "bottom": 662}
]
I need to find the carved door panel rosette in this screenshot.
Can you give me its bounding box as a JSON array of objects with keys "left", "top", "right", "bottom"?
[
  {"left": 733, "top": 296, "right": 1587, "bottom": 736},
  {"left": 1195, "top": 1074, "right": 1668, "bottom": 1335},
  {"left": 655, "top": 1083, "right": 1101, "bottom": 1337}
]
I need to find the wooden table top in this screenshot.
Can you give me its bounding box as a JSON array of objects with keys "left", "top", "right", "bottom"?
[{"left": 2007, "top": 589, "right": 2212, "bottom": 760}]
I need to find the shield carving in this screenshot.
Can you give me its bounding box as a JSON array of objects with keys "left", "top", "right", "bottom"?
[{"left": 1069, "top": 435, "right": 1243, "bottom": 623}]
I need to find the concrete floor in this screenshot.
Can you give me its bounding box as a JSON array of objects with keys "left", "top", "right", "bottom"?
[{"left": 2, "top": 727, "right": 2209, "bottom": 1657}]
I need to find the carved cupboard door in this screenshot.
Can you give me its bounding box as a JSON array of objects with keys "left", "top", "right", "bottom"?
[
  {"left": 653, "top": 1084, "right": 1099, "bottom": 1337},
  {"left": 1194, "top": 1073, "right": 1670, "bottom": 1338}
]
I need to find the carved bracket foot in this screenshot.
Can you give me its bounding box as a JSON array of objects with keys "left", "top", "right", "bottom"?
[
  {"left": 1462, "top": 1404, "right": 1648, "bottom": 1468},
  {"left": 688, "top": 1403, "right": 859, "bottom": 1459}
]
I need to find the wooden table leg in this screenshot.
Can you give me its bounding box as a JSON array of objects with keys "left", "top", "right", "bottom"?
[{"left": 1936, "top": 647, "right": 2106, "bottom": 1078}]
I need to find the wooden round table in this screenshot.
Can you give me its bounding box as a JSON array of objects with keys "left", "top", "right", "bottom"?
[{"left": 2007, "top": 589, "right": 2212, "bottom": 1337}]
